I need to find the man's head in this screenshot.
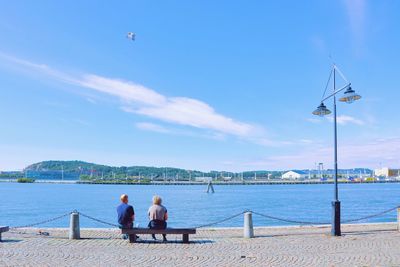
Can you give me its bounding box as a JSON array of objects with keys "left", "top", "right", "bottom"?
[{"left": 120, "top": 194, "right": 129, "bottom": 204}]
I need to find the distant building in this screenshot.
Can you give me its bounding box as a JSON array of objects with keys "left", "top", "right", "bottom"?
[
  {"left": 374, "top": 167, "right": 400, "bottom": 178},
  {"left": 223, "top": 176, "right": 232, "bottom": 181},
  {"left": 195, "top": 176, "right": 213, "bottom": 182},
  {"left": 281, "top": 170, "right": 307, "bottom": 180}
]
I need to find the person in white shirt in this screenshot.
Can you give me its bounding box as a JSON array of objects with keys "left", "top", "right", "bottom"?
[{"left": 148, "top": 195, "right": 168, "bottom": 241}]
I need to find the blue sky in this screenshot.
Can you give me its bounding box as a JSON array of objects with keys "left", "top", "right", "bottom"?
[{"left": 0, "top": 0, "right": 399, "bottom": 171}]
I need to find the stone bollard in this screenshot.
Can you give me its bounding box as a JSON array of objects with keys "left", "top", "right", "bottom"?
[
  {"left": 243, "top": 212, "right": 254, "bottom": 238},
  {"left": 69, "top": 212, "right": 80, "bottom": 240},
  {"left": 398, "top": 208, "right": 400, "bottom": 232}
]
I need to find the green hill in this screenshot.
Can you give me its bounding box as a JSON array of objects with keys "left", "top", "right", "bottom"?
[{"left": 24, "top": 160, "right": 212, "bottom": 180}]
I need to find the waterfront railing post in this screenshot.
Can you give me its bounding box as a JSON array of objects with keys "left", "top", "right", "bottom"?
[
  {"left": 69, "top": 212, "right": 80, "bottom": 240},
  {"left": 243, "top": 212, "right": 254, "bottom": 238}
]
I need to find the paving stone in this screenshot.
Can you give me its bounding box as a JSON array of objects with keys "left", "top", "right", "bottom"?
[{"left": 0, "top": 223, "right": 399, "bottom": 266}]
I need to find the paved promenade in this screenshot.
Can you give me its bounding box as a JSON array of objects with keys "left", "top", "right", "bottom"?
[{"left": 1, "top": 223, "right": 399, "bottom": 266}]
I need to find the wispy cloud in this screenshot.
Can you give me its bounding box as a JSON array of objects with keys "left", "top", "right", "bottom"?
[
  {"left": 135, "top": 122, "right": 171, "bottom": 134},
  {"left": 135, "top": 121, "right": 228, "bottom": 141},
  {"left": 327, "top": 115, "right": 365, "bottom": 125},
  {"left": 245, "top": 137, "right": 400, "bottom": 170},
  {"left": 342, "top": 0, "right": 367, "bottom": 54},
  {"left": 86, "top": 97, "right": 97, "bottom": 104},
  {"left": 308, "top": 115, "right": 364, "bottom": 125},
  {"left": 306, "top": 117, "right": 322, "bottom": 124},
  {"left": 0, "top": 53, "right": 273, "bottom": 145}
]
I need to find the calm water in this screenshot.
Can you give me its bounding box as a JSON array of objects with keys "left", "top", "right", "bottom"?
[{"left": 0, "top": 183, "right": 399, "bottom": 228}]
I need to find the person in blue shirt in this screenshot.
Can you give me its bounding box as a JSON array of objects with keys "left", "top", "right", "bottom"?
[{"left": 117, "top": 194, "right": 136, "bottom": 239}]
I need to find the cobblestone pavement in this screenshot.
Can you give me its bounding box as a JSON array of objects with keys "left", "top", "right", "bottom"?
[{"left": 1, "top": 223, "right": 399, "bottom": 267}]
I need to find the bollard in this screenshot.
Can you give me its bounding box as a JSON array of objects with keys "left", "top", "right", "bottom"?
[
  {"left": 69, "top": 212, "right": 80, "bottom": 240},
  {"left": 243, "top": 212, "right": 254, "bottom": 238},
  {"left": 398, "top": 208, "right": 400, "bottom": 232}
]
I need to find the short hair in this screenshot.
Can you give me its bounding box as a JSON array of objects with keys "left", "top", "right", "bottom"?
[
  {"left": 120, "top": 194, "right": 128, "bottom": 202},
  {"left": 153, "top": 195, "right": 162, "bottom": 205}
]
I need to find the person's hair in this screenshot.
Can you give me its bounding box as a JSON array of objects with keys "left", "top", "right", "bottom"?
[
  {"left": 152, "top": 195, "right": 162, "bottom": 205},
  {"left": 120, "top": 194, "right": 128, "bottom": 202}
]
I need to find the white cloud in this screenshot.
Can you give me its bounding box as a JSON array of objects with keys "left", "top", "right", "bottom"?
[
  {"left": 86, "top": 98, "right": 97, "bottom": 104},
  {"left": 135, "top": 121, "right": 228, "bottom": 142},
  {"left": 342, "top": 0, "right": 367, "bottom": 55},
  {"left": 343, "top": 0, "right": 366, "bottom": 35},
  {"left": 135, "top": 122, "right": 171, "bottom": 134},
  {"left": 134, "top": 97, "right": 254, "bottom": 137},
  {"left": 299, "top": 139, "right": 313, "bottom": 144},
  {"left": 0, "top": 53, "right": 273, "bottom": 145},
  {"left": 327, "top": 115, "right": 365, "bottom": 125},
  {"left": 306, "top": 118, "right": 322, "bottom": 124},
  {"left": 244, "top": 137, "right": 400, "bottom": 170},
  {"left": 78, "top": 74, "right": 167, "bottom": 106}
]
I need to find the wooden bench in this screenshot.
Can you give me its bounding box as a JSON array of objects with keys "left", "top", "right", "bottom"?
[
  {"left": 122, "top": 228, "right": 196, "bottom": 243},
  {"left": 0, "top": 226, "right": 9, "bottom": 242}
]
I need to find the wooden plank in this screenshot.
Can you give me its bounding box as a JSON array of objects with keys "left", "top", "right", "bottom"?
[{"left": 122, "top": 228, "right": 196, "bottom": 235}]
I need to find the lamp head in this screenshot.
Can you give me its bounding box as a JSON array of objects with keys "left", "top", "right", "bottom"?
[
  {"left": 312, "top": 102, "right": 331, "bottom": 117},
  {"left": 339, "top": 85, "right": 361, "bottom": 104}
]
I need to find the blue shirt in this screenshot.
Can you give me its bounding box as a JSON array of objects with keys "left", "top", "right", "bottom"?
[{"left": 117, "top": 203, "right": 134, "bottom": 226}]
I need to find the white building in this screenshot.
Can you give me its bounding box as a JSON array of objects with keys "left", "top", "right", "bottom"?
[
  {"left": 195, "top": 176, "right": 213, "bottom": 182},
  {"left": 281, "top": 170, "right": 307, "bottom": 180},
  {"left": 374, "top": 167, "right": 400, "bottom": 178}
]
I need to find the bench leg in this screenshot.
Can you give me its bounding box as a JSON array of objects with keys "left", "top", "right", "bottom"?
[
  {"left": 129, "top": 234, "right": 137, "bottom": 243},
  {"left": 183, "top": 234, "right": 189, "bottom": 243}
]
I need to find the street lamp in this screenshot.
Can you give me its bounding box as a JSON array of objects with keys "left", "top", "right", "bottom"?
[{"left": 312, "top": 64, "right": 361, "bottom": 236}]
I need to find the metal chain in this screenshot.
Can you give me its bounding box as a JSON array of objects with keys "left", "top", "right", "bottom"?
[
  {"left": 341, "top": 205, "right": 399, "bottom": 223},
  {"left": 195, "top": 211, "right": 248, "bottom": 228},
  {"left": 251, "top": 211, "right": 329, "bottom": 225},
  {"left": 252, "top": 205, "right": 400, "bottom": 225},
  {"left": 78, "top": 212, "right": 119, "bottom": 228},
  {"left": 10, "top": 212, "right": 71, "bottom": 229},
  {"left": 7, "top": 205, "right": 400, "bottom": 231}
]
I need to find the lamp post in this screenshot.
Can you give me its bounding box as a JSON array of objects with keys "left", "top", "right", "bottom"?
[{"left": 313, "top": 64, "right": 361, "bottom": 236}]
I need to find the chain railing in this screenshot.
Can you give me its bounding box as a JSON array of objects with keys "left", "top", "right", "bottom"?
[
  {"left": 78, "top": 212, "right": 119, "bottom": 228},
  {"left": 194, "top": 211, "right": 248, "bottom": 228},
  {"left": 251, "top": 211, "right": 330, "bottom": 225},
  {"left": 341, "top": 206, "right": 399, "bottom": 223},
  {"left": 6, "top": 205, "right": 400, "bottom": 231},
  {"left": 10, "top": 212, "right": 72, "bottom": 229}
]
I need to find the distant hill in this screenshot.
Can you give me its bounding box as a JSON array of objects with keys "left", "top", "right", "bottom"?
[
  {"left": 24, "top": 160, "right": 196, "bottom": 177},
  {"left": 24, "top": 160, "right": 217, "bottom": 180},
  {"left": 22, "top": 160, "right": 372, "bottom": 180}
]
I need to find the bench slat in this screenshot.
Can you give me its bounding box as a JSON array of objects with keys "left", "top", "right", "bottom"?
[{"left": 122, "top": 228, "right": 196, "bottom": 235}]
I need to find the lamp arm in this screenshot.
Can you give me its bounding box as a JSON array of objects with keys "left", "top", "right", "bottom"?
[
  {"left": 333, "top": 65, "right": 349, "bottom": 83},
  {"left": 321, "top": 83, "right": 351, "bottom": 102}
]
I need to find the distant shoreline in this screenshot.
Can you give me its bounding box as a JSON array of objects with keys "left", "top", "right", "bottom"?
[{"left": 1, "top": 179, "right": 399, "bottom": 185}]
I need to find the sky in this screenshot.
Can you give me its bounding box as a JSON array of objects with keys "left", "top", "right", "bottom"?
[{"left": 0, "top": 0, "right": 400, "bottom": 171}]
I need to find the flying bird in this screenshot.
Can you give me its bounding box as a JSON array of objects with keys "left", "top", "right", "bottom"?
[{"left": 127, "top": 32, "right": 135, "bottom": 41}]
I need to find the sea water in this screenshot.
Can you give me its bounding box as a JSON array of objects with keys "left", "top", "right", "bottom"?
[{"left": 0, "top": 183, "right": 399, "bottom": 228}]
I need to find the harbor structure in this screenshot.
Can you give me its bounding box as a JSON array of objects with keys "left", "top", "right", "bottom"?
[
  {"left": 281, "top": 170, "right": 307, "bottom": 180},
  {"left": 374, "top": 167, "right": 400, "bottom": 178}
]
